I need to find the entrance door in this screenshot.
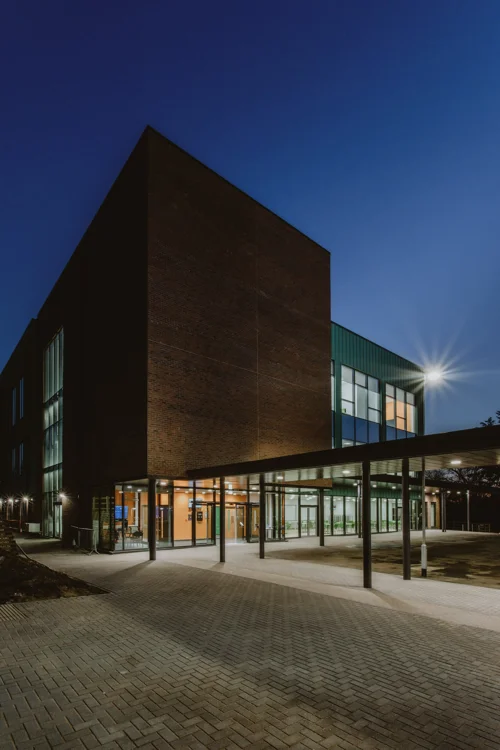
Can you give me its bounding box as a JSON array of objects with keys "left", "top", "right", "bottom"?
[
  {"left": 227, "top": 505, "right": 246, "bottom": 542},
  {"left": 301, "top": 506, "right": 317, "bottom": 536},
  {"left": 156, "top": 505, "right": 172, "bottom": 546},
  {"left": 250, "top": 505, "right": 259, "bottom": 541},
  {"left": 430, "top": 502, "right": 436, "bottom": 529},
  {"left": 194, "top": 503, "right": 214, "bottom": 544},
  {"left": 54, "top": 502, "right": 62, "bottom": 539}
]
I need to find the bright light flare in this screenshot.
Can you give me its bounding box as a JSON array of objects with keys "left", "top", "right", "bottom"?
[{"left": 425, "top": 369, "right": 443, "bottom": 383}]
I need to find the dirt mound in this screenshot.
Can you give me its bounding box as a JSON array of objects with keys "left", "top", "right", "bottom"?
[{"left": 0, "top": 521, "right": 105, "bottom": 604}]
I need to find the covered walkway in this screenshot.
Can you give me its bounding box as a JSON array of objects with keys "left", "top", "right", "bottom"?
[{"left": 185, "top": 424, "right": 500, "bottom": 588}]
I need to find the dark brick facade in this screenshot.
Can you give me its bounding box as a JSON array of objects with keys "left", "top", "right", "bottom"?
[
  {"left": 146, "top": 128, "right": 331, "bottom": 477},
  {"left": 0, "top": 126, "right": 332, "bottom": 535}
]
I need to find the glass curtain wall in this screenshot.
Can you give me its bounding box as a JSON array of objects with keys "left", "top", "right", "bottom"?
[
  {"left": 386, "top": 385, "right": 417, "bottom": 440},
  {"left": 42, "top": 329, "right": 64, "bottom": 538},
  {"left": 341, "top": 366, "right": 381, "bottom": 447}
]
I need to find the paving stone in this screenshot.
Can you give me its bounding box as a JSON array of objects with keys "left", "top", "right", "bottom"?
[{"left": 2, "top": 544, "right": 500, "bottom": 750}]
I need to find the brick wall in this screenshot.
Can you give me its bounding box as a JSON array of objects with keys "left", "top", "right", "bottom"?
[{"left": 146, "top": 128, "right": 331, "bottom": 477}]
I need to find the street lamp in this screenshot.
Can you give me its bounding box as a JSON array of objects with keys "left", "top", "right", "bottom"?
[
  {"left": 421, "top": 367, "right": 446, "bottom": 576},
  {"left": 425, "top": 369, "right": 443, "bottom": 384}
]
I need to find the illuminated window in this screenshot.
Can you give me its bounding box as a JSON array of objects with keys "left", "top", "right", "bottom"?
[{"left": 385, "top": 384, "right": 418, "bottom": 439}]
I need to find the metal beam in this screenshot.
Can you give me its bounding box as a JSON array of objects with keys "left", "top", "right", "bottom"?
[
  {"left": 219, "top": 478, "right": 225, "bottom": 563},
  {"left": 259, "top": 473, "right": 265, "bottom": 559},
  {"left": 402, "top": 457, "right": 411, "bottom": 580},
  {"left": 362, "top": 461, "right": 371, "bottom": 589},
  {"left": 467, "top": 489, "right": 470, "bottom": 531}
]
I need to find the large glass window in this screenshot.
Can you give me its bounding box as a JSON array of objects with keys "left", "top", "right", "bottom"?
[
  {"left": 341, "top": 366, "right": 354, "bottom": 414},
  {"left": 12, "top": 386, "right": 16, "bottom": 425},
  {"left": 19, "top": 443, "right": 24, "bottom": 475},
  {"left": 385, "top": 383, "right": 418, "bottom": 439},
  {"left": 42, "top": 329, "right": 64, "bottom": 537},
  {"left": 340, "top": 367, "right": 381, "bottom": 445},
  {"left": 284, "top": 492, "right": 299, "bottom": 537}
]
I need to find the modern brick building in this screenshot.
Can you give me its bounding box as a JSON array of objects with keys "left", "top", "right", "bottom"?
[{"left": 0, "top": 127, "right": 426, "bottom": 550}]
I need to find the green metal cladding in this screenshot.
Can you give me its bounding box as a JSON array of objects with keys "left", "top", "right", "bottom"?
[{"left": 331, "top": 322, "right": 425, "bottom": 441}]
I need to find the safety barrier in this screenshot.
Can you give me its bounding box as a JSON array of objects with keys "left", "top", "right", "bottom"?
[
  {"left": 71, "top": 525, "right": 99, "bottom": 554},
  {"left": 471, "top": 523, "right": 491, "bottom": 533}
]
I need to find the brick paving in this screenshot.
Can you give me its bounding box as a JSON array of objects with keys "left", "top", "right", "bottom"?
[{"left": 2, "top": 546, "right": 500, "bottom": 749}]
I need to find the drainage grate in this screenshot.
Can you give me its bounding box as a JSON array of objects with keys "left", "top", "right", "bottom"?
[{"left": 0, "top": 603, "right": 28, "bottom": 623}]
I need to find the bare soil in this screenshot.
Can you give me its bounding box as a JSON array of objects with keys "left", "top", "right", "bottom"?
[
  {"left": 267, "top": 534, "right": 500, "bottom": 588},
  {"left": 0, "top": 552, "right": 105, "bottom": 604}
]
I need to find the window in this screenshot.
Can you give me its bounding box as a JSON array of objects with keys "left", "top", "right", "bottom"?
[
  {"left": 19, "top": 442, "right": 24, "bottom": 475},
  {"left": 385, "top": 384, "right": 418, "bottom": 439},
  {"left": 12, "top": 447, "right": 16, "bottom": 473},
  {"left": 12, "top": 386, "right": 16, "bottom": 425},
  {"left": 42, "top": 329, "right": 64, "bottom": 536},
  {"left": 341, "top": 366, "right": 354, "bottom": 414},
  {"left": 340, "top": 367, "right": 381, "bottom": 444},
  {"left": 342, "top": 414, "right": 355, "bottom": 442},
  {"left": 19, "top": 377, "right": 24, "bottom": 419},
  {"left": 331, "top": 361, "right": 335, "bottom": 411}
]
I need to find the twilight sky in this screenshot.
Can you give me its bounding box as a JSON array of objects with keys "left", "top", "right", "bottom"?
[{"left": 1, "top": 0, "right": 499, "bottom": 434}]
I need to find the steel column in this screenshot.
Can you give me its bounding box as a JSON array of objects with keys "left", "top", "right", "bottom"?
[
  {"left": 402, "top": 457, "right": 411, "bottom": 580},
  {"left": 191, "top": 483, "right": 197, "bottom": 547},
  {"left": 357, "top": 481, "right": 362, "bottom": 538},
  {"left": 147, "top": 477, "right": 156, "bottom": 561},
  {"left": 319, "top": 488, "right": 325, "bottom": 546},
  {"left": 421, "top": 458, "right": 427, "bottom": 577},
  {"left": 259, "top": 474, "right": 265, "bottom": 559},
  {"left": 466, "top": 489, "right": 470, "bottom": 531},
  {"left": 362, "top": 461, "right": 372, "bottom": 589},
  {"left": 219, "top": 478, "right": 225, "bottom": 562}
]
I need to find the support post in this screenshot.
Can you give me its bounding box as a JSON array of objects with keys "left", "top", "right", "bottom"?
[
  {"left": 219, "top": 478, "right": 225, "bottom": 563},
  {"left": 421, "top": 458, "right": 427, "bottom": 577},
  {"left": 441, "top": 491, "right": 447, "bottom": 532},
  {"left": 357, "top": 481, "right": 362, "bottom": 538},
  {"left": 402, "top": 457, "right": 411, "bottom": 580},
  {"left": 362, "top": 461, "right": 372, "bottom": 589},
  {"left": 191, "top": 483, "right": 197, "bottom": 547},
  {"left": 319, "top": 488, "right": 325, "bottom": 547},
  {"left": 466, "top": 489, "right": 470, "bottom": 532},
  {"left": 259, "top": 473, "right": 266, "bottom": 559},
  {"left": 148, "top": 477, "right": 156, "bottom": 561}
]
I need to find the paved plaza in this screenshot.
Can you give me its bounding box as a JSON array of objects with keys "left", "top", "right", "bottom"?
[{"left": 2, "top": 536, "right": 500, "bottom": 749}]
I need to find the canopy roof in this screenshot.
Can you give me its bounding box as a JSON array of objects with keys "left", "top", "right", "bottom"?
[{"left": 187, "top": 425, "right": 500, "bottom": 490}]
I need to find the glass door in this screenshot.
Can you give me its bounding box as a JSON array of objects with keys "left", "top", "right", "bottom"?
[
  {"left": 250, "top": 505, "right": 260, "bottom": 541},
  {"left": 195, "top": 502, "right": 214, "bottom": 545},
  {"left": 227, "top": 504, "right": 247, "bottom": 542},
  {"left": 156, "top": 504, "right": 172, "bottom": 548},
  {"left": 301, "top": 506, "right": 317, "bottom": 536},
  {"left": 54, "top": 501, "right": 62, "bottom": 539}
]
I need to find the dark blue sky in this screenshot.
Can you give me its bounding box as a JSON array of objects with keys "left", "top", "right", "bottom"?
[{"left": 1, "top": 1, "right": 499, "bottom": 433}]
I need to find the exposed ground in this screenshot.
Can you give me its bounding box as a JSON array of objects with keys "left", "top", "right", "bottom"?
[
  {"left": 0, "top": 524, "right": 105, "bottom": 604},
  {"left": 267, "top": 531, "right": 500, "bottom": 587},
  {"left": 0, "top": 553, "right": 105, "bottom": 604}
]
